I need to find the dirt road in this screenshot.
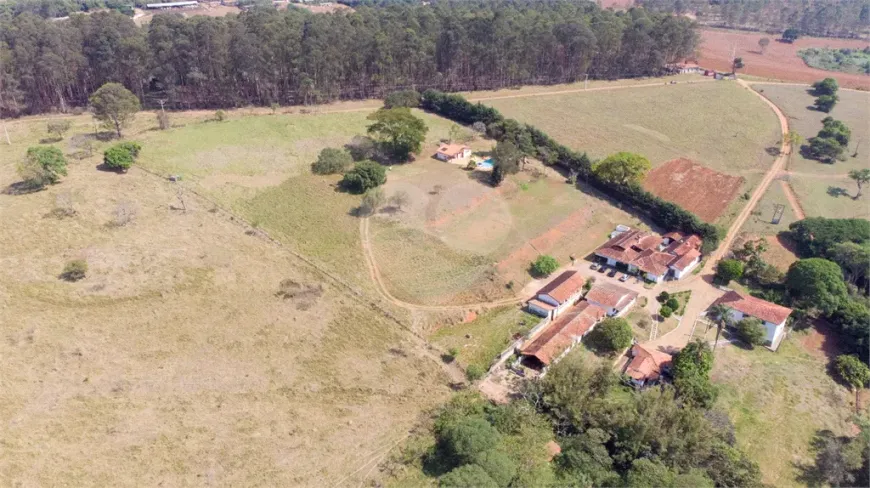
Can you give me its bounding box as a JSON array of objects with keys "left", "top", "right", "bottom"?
[
  {"left": 780, "top": 180, "right": 807, "bottom": 220},
  {"left": 645, "top": 79, "right": 793, "bottom": 352}
]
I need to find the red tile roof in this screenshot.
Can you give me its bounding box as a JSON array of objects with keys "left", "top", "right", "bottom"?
[
  {"left": 436, "top": 143, "right": 470, "bottom": 158},
  {"left": 537, "top": 270, "right": 584, "bottom": 304},
  {"left": 527, "top": 298, "right": 556, "bottom": 311},
  {"left": 596, "top": 228, "right": 702, "bottom": 277},
  {"left": 585, "top": 283, "right": 638, "bottom": 310},
  {"left": 670, "top": 248, "right": 701, "bottom": 271},
  {"left": 626, "top": 344, "right": 672, "bottom": 382},
  {"left": 713, "top": 290, "right": 793, "bottom": 325},
  {"left": 631, "top": 249, "right": 675, "bottom": 276},
  {"left": 520, "top": 301, "right": 606, "bottom": 366}
]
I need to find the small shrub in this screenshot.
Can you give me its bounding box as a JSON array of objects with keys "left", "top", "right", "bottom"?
[
  {"left": 715, "top": 259, "right": 744, "bottom": 284},
  {"left": 47, "top": 120, "right": 72, "bottom": 139},
  {"left": 18, "top": 146, "right": 68, "bottom": 188},
  {"left": 110, "top": 201, "right": 137, "bottom": 227},
  {"left": 47, "top": 192, "right": 76, "bottom": 219},
  {"left": 506, "top": 280, "right": 514, "bottom": 290},
  {"left": 659, "top": 306, "right": 673, "bottom": 318},
  {"left": 466, "top": 364, "right": 485, "bottom": 381},
  {"left": 60, "top": 259, "right": 87, "bottom": 282},
  {"left": 311, "top": 147, "right": 353, "bottom": 175},
  {"left": 156, "top": 111, "right": 170, "bottom": 130},
  {"left": 448, "top": 347, "right": 459, "bottom": 358},
  {"left": 531, "top": 255, "right": 559, "bottom": 277},
  {"left": 383, "top": 89, "right": 421, "bottom": 109},
  {"left": 360, "top": 188, "right": 385, "bottom": 215},
  {"left": 214, "top": 110, "right": 226, "bottom": 122},
  {"left": 665, "top": 298, "right": 680, "bottom": 310},
  {"left": 736, "top": 318, "right": 766, "bottom": 347}
]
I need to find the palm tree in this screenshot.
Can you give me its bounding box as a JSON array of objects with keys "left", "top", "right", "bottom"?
[{"left": 707, "top": 303, "right": 732, "bottom": 351}]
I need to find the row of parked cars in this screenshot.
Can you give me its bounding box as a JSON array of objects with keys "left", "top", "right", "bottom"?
[{"left": 590, "top": 262, "right": 630, "bottom": 282}]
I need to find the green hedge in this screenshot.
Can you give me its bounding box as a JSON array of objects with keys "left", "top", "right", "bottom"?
[{"left": 421, "top": 89, "right": 721, "bottom": 249}]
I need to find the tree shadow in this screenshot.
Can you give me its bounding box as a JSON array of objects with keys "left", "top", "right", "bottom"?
[
  {"left": 2, "top": 181, "right": 44, "bottom": 195},
  {"left": 827, "top": 186, "right": 849, "bottom": 198},
  {"left": 793, "top": 429, "right": 853, "bottom": 488},
  {"left": 421, "top": 444, "right": 457, "bottom": 478},
  {"left": 39, "top": 136, "right": 63, "bottom": 144},
  {"left": 765, "top": 146, "right": 781, "bottom": 156},
  {"left": 94, "top": 163, "right": 127, "bottom": 173}
]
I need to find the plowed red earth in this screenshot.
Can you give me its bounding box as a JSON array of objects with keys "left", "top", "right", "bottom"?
[
  {"left": 643, "top": 158, "right": 743, "bottom": 223},
  {"left": 698, "top": 28, "right": 870, "bottom": 90}
]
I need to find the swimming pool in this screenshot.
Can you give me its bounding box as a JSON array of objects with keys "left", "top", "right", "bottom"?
[{"left": 476, "top": 158, "right": 493, "bottom": 170}]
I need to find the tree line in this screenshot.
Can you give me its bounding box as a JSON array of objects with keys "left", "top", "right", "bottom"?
[
  {"left": 0, "top": 1, "right": 699, "bottom": 116},
  {"left": 402, "top": 350, "right": 765, "bottom": 487},
  {"left": 419, "top": 88, "right": 722, "bottom": 250},
  {"left": 638, "top": 0, "right": 870, "bottom": 39}
]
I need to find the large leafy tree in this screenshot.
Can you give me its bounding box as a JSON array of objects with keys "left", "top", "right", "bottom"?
[
  {"left": 786, "top": 258, "right": 848, "bottom": 315},
  {"left": 828, "top": 242, "right": 870, "bottom": 286},
  {"left": 311, "top": 147, "right": 353, "bottom": 175},
  {"left": 789, "top": 218, "right": 870, "bottom": 257},
  {"left": 439, "top": 464, "right": 498, "bottom": 488},
  {"left": 848, "top": 169, "right": 870, "bottom": 199},
  {"left": 586, "top": 317, "right": 632, "bottom": 352},
  {"left": 835, "top": 355, "right": 870, "bottom": 391},
  {"left": 89, "top": 82, "right": 140, "bottom": 138},
  {"left": 672, "top": 339, "right": 716, "bottom": 407},
  {"left": 366, "top": 108, "right": 428, "bottom": 161},
  {"left": 806, "top": 135, "right": 844, "bottom": 162},
  {"left": 715, "top": 259, "right": 744, "bottom": 284},
  {"left": 812, "top": 78, "right": 839, "bottom": 96},
  {"left": 491, "top": 140, "right": 522, "bottom": 175},
  {"left": 592, "top": 152, "right": 651, "bottom": 185},
  {"left": 18, "top": 146, "right": 67, "bottom": 188},
  {"left": 341, "top": 161, "right": 386, "bottom": 194}
]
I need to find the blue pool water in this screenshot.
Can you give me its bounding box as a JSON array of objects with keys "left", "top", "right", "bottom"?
[{"left": 477, "top": 158, "right": 494, "bottom": 169}]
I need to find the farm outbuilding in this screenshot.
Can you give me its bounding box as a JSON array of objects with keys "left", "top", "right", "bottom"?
[
  {"left": 434, "top": 143, "right": 471, "bottom": 162},
  {"left": 146, "top": 1, "right": 198, "bottom": 8}
]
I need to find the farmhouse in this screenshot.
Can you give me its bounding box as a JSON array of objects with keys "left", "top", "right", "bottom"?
[
  {"left": 712, "top": 291, "right": 793, "bottom": 350},
  {"left": 519, "top": 301, "right": 606, "bottom": 370},
  {"left": 594, "top": 228, "right": 702, "bottom": 283},
  {"left": 145, "top": 1, "right": 198, "bottom": 8},
  {"left": 624, "top": 344, "right": 672, "bottom": 388},
  {"left": 434, "top": 143, "right": 471, "bottom": 162},
  {"left": 526, "top": 270, "right": 585, "bottom": 319},
  {"left": 668, "top": 62, "right": 704, "bottom": 74},
  {"left": 584, "top": 282, "right": 637, "bottom": 317}
]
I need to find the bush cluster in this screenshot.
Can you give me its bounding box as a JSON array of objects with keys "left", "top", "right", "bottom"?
[{"left": 103, "top": 141, "right": 142, "bottom": 171}]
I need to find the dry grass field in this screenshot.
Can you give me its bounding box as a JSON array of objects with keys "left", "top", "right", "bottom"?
[
  {"left": 483, "top": 81, "right": 781, "bottom": 226},
  {"left": 0, "top": 122, "right": 451, "bottom": 484},
  {"left": 370, "top": 159, "right": 641, "bottom": 305},
  {"left": 712, "top": 335, "right": 862, "bottom": 486},
  {"left": 751, "top": 83, "right": 870, "bottom": 220}
]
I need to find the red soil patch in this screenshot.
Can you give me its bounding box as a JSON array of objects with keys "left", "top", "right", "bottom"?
[
  {"left": 497, "top": 207, "right": 592, "bottom": 273},
  {"left": 463, "top": 310, "right": 478, "bottom": 323},
  {"left": 643, "top": 158, "right": 743, "bottom": 223},
  {"left": 698, "top": 28, "right": 870, "bottom": 90},
  {"left": 797, "top": 319, "right": 845, "bottom": 362}
]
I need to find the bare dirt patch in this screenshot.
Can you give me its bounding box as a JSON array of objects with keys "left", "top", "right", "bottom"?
[
  {"left": 698, "top": 28, "right": 870, "bottom": 90},
  {"left": 497, "top": 206, "right": 593, "bottom": 273},
  {"left": 643, "top": 158, "right": 744, "bottom": 223}
]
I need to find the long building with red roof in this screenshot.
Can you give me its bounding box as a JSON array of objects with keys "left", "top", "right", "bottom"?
[{"left": 594, "top": 228, "right": 702, "bottom": 283}]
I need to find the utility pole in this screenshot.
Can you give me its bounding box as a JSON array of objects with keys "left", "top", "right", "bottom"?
[{"left": 158, "top": 99, "right": 167, "bottom": 115}]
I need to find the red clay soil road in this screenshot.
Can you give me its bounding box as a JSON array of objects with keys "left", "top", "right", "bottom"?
[{"left": 780, "top": 180, "right": 806, "bottom": 220}]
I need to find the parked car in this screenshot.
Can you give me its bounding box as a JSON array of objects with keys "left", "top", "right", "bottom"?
[
  {"left": 608, "top": 268, "right": 618, "bottom": 278},
  {"left": 590, "top": 263, "right": 600, "bottom": 271},
  {"left": 597, "top": 265, "right": 607, "bottom": 274},
  {"left": 619, "top": 273, "right": 629, "bottom": 282}
]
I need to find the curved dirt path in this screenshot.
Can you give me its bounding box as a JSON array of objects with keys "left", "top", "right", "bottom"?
[
  {"left": 780, "top": 180, "right": 807, "bottom": 220},
  {"left": 645, "top": 79, "right": 793, "bottom": 351},
  {"left": 360, "top": 217, "right": 522, "bottom": 312}
]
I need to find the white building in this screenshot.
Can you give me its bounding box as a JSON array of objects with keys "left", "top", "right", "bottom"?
[
  {"left": 594, "top": 228, "right": 702, "bottom": 283},
  {"left": 527, "top": 270, "right": 585, "bottom": 319},
  {"left": 584, "top": 282, "right": 638, "bottom": 317},
  {"left": 434, "top": 143, "right": 472, "bottom": 162},
  {"left": 712, "top": 291, "right": 793, "bottom": 350}
]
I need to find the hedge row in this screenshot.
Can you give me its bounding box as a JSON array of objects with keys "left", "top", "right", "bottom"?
[{"left": 420, "top": 89, "right": 721, "bottom": 249}]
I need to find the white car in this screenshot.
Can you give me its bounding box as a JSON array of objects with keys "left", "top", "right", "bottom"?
[{"left": 619, "top": 274, "right": 629, "bottom": 282}]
